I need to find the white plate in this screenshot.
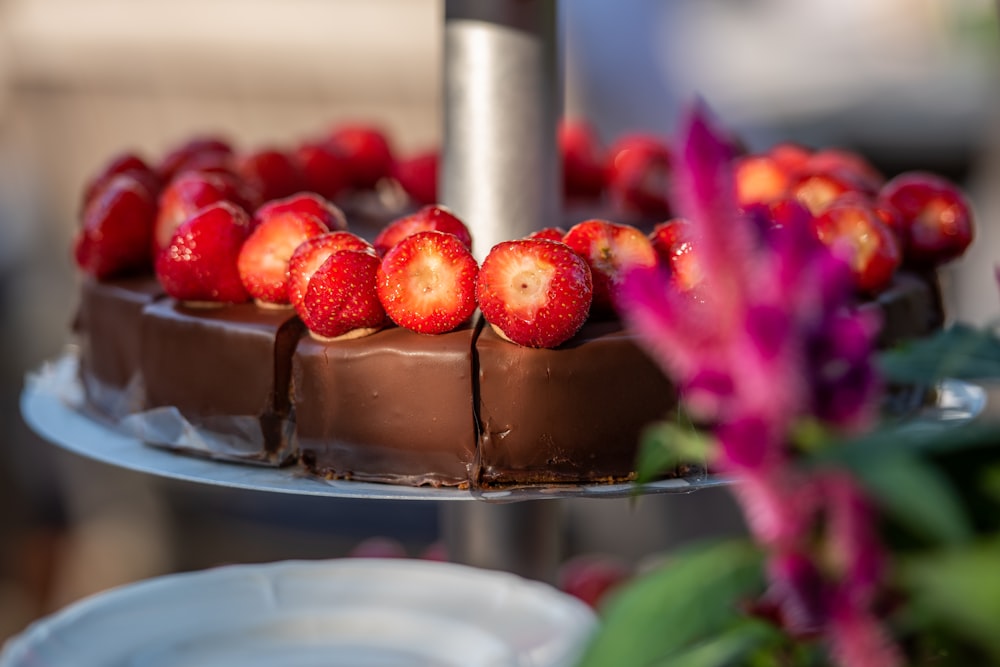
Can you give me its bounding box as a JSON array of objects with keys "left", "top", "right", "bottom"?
[
  {"left": 0, "top": 559, "right": 597, "bottom": 667},
  {"left": 20, "top": 353, "right": 726, "bottom": 501}
]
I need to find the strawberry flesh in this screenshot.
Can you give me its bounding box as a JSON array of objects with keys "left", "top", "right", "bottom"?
[
  {"left": 237, "top": 211, "right": 330, "bottom": 305},
  {"left": 377, "top": 230, "right": 479, "bottom": 334},
  {"left": 288, "top": 231, "right": 374, "bottom": 310},
  {"left": 373, "top": 205, "right": 473, "bottom": 256},
  {"left": 476, "top": 239, "right": 592, "bottom": 348}
]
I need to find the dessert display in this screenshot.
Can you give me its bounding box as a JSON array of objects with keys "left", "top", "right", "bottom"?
[{"left": 68, "top": 120, "right": 972, "bottom": 488}]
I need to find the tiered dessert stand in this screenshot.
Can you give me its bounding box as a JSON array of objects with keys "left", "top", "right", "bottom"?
[{"left": 6, "top": 1, "right": 991, "bottom": 664}]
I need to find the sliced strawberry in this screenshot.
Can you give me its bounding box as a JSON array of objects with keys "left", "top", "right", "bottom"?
[
  {"left": 158, "top": 136, "right": 234, "bottom": 182},
  {"left": 288, "top": 231, "right": 374, "bottom": 309},
  {"left": 74, "top": 174, "right": 157, "bottom": 279},
  {"left": 605, "top": 133, "right": 672, "bottom": 219},
  {"left": 475, "top": 239, "right": 592, "bottom": 348},
  {"left": 153, "top": 170, "right": 255, "bottom": 256},
  {"left": 236, "top": 147, "right": 304, "bottom": 203},
  {"left": 154, "top": 202, "right": 251, "bottom": 304},
  {"left": 237, "top": 210, "right": 329, "bottom": 306},
  {"left": 294, "top": 140, "right": 350, "bottom": 201},
  {"left": 877, "top": 171, "right": 974, "bottom": 266},
  {"left": 376, "top": 231, "right": 479, "bottom": 334},
  {"left": 649, "top": 218, "right": 703, "bottom": 293},
  {"left": 562, "top": 219, "right": 658, "bottom": 315},
  {"left": 392, "top": 150, "right": 438, "bottom": 206},
  {"left": 734, "top": 154, "right": 792, "bottom": 206},
  {"left": 812, "top": 199, "right": 901, "bottom": 294},
  {"left": 327, "top": 124, "right": 395, "bottom": 190},
  {"left": 81, "top": 152, "right": 161, "bottom": 215},
  {"left": 559, "top": 119, "right": 606, "bottom": 202},
  {"left": 254, "top": 191, "right": 347, "bottom": 233},
  {"left": 299, "top": 249, "right": 386, "bottom": 340},
  {"left": 373, "top": 205, "right": 473, "bottom": 256},
  {"left": 527, "top": 227, "right": 567, "bottom": 242}
]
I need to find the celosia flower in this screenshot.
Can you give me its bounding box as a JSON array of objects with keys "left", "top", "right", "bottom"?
[{"left": 618, "top": 101, "right": 898, "bottom": 667}]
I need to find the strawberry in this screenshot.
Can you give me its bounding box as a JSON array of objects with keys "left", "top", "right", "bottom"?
[
  {"left": 562, "top": 219, "right": 658, "bottom": 315},
  {"left": 812, "top": 198, "right": 901, "bottom": 294},
  {"left": 294, "top": 140, "right": 350, "bottom": 201},
  {"left": 558, "top": 554, "right": 631, "bottom": 609},
  {"left": 288, "top": 231, "right": 374, "bottom": 310},
  {"left": 153, "top": 170, "right": 255, "bottom": 256},
  {"left": 254, "top": 191, "right": 347, "bottom": 233},
  {"left": 527, "top": 227, "right": 567, "bottom": 242},
  {"left": 559, "top": 119, "right": 606, "bottom": 202},
  {"left": 476, "top": 239, "right": 592, "bottom": 348},
  {"left": 81, "top": 152, "right": 161, "bottom": 215},
  {"left": 806, "top": 148, "right": 884, "bottom": 192},
  {"left": 648, "top": 219, "right": 703, "bottom": 293},
  {"left": 605, "top": 133, "right": 672, "bottom": 219},
  {"left": 327, "top": 124, "right": 395, "bottom": 190},
  {"left": 236, "top": 147, "right": 304, "bottom": 203},
  {"left": 154, "top": 202, "right": 251, "bottom": 304},
  {"left": 789, "top": 168, "right": 873, "bottom": 216},
  {"left": 157, "top": 136, "right": 234, "bottom": 182},
  {"left": 237, "top": 210, "right": 330, "bottom": 306},
  {"left": 74, "top": 174, "right": 157, "bottom": 279},
  {"left": 298, "top": 249, "right": 386, "bottom": 340},
  {"left": 373, "top": 205, "right": 473, "bottom": 256},
  {"left": 768, "top": 142, "right": 812, "bottom": 174},
  {"left": 734, "top": 154, "right": 792, "bottom": 206},
  {"left": 877, "top": 171, "right": 974, "bottom": 266},
  {"left": 392, "top": 150, "right": 438, "bottom": 206},
  {"left": 376, "top": 231, "right": 479, "bottom": 334}
]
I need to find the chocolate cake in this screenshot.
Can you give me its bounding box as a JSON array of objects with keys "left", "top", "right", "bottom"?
[{"left": 70, "top": 269, "right": 943, "bottom": 487}]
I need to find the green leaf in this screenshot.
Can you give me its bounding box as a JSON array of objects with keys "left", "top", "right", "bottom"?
[
  {"left": 577, "top": 540, "right": 765, "bottom": 667},
  {"left": 878, "top": 324, "right": 1000, "bottom": 384},
  {"left": 901, "top": 539, "right": 1000, "bottom": 661},
  {"left": 852, "top": 454, "right": 972, "bottom": 546},
  {"left": 662, "top": 620, "right": 781, "bottom": 667},
  {"left": 635, "top": 418, "right": 714, "bottom": 485}
]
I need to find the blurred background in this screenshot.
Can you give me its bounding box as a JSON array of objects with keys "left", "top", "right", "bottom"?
[{"left": 0, "top": 0, "right": 998, "bottom": 642}]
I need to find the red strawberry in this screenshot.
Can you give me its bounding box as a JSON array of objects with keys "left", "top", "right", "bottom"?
[
  {"left": 789, "top": 168, "right": 872, "bottom": 216},
  {"left": 392, "top": 150, "right": 438, "bottom": 206},
  {"left": 327, "top": 124, "right": 395, "bottom": 190},
  {"left": 294, "top": 140, "right": 350, "bottom": 201},
  {"left": 527, "top": 227, "right": 567, "bottom": 242},
  {"left": 81, "top": 152, "right": 161, "bottom": 215},
  {"left": 237, "top": 210, "right": 330, "bottom": 306},
  {"left": 74, "top": 174, "right": 157, "bottom": 279},
  {"left": 877, "top": 171, "right": 974, "bottom": 266},
  {"left": 254, "top": 191, "right": 347, "bottom": 233},
  {"left": 557, "top": 554, "right": 631, "bottom": 609},
  {"left": 288, "top": 231, "right": 374, "bottom": 310},
  {"left": 806, "top": 148, "right": 884, "bottom": 192},
  {"left": 559, "top": 119, "right": 606, "bottom": 202},
  {"left": 373, "top": 205, "right": 473, "bottom": 256},
  {"left": 153, "top": 170, "right": 255, "bottom": 256},
  {"left": 236, "top": 148, "right": 304, "bottom": 203},
  {"left": 157, "top": 136, "right": 234, "bottom": 182},
  {"left": 734, "top": 154, "right": 792, "bottom": 206},
  {"left": 476, "top": 239, "right": 592, "bottom": 348},
  {"left": 562, "top": 219, "right": 658, "bottom": 315},
  {"left": 649, "top": 219, "right": 702, "bottom": 293},
  {"left": 299, "top": 249, "right": 386, "bottom": 340},
  {"left": 377, "top": 231, "right": 479, "bottom": 334},
  {"left": 812, "top": 198, "right": 901, "bottom": 294},
  {"left": 154, "top": 202, "right": 251, "bottom": 304},
  {"left": 605, "top": 133, "right": 672, "bottom": 219},
  {"left": 768, "top": 142, "right": 812, "bottom": 174}
]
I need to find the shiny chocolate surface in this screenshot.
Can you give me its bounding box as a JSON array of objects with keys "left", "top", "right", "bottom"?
[{"left": 293, "top": 322, "right": 479, "bottom": 487}]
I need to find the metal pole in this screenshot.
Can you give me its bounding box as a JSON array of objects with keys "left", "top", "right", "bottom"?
[{"left": 441, "top": 0, "right": 561, "bottom": 261}]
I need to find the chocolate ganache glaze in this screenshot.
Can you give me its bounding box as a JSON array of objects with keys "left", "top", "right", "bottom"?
[
  {"left": 75, "top": 275, "right": 164, "bottom": 419},
  {"left": 475, "top": 318, "right": 676, "bottom": 487},
  {"left": 293, "top": 321, "right": 481, "bottom": 487},
  {"left": 140, "top": 300, "right": 304, "bottom": 462}
]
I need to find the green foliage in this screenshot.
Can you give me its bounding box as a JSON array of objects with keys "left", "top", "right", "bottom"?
[
  {"left": 878, "top": 324, "right": 1000, "bottom": 384},
  {"left": 634, "top": 414, "right": 713, "bottom": 485},
  {"left": 577, "top": 541, "right": 766, "bottom": 667}
]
